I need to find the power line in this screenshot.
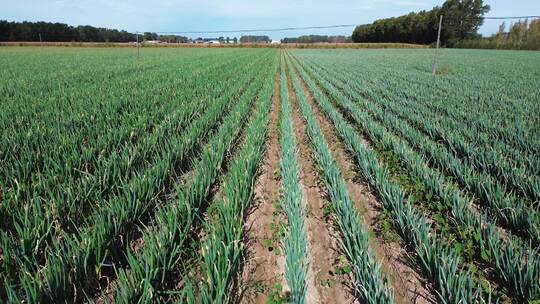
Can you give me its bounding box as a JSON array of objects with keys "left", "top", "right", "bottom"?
[
  {"left": 151, "top": 15, "right": 540, "bottom": 35},
  {"left": 458, "top": 15, "right": 540, "bottom": 21},
  {"left": 445, "top": 16, "right": 540, "bottom": 26},
  {"left": 480, "top": 15, "right": 540, "bottom": 20},
  {"left": 155, "top": 24, "right": 357, "bottom": 34}
]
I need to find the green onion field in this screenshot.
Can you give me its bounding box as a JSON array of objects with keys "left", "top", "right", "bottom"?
[{"left": 1, "top": 47, "right": 539, "bottom": 303}]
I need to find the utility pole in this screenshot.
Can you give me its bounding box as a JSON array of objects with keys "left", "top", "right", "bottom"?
[
  {"left": 432, "top": 14, "right": 443, "bottom": 76},
  {"left": 136, "top": 31, "right": 140, "bottom": 58}
]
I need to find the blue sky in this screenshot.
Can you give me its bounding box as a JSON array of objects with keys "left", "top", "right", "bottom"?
[{"left": 1, "top": 0, "right": 539, "bottom": 39}]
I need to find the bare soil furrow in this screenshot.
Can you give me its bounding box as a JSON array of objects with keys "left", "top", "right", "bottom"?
[
  {"left": 291, "top": 57, "right": 436, "bottom": 304},
  {"left": 287, "top": 64, "right": 353, "bottom": 304},
  {"left": 240, "top": 72, "right": 284, "bottom": 304}
]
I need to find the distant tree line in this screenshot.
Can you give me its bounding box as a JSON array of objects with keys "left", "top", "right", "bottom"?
[
  {"left": 455, "top": 19, "right": 540, "bottom": 50},
  {"left": 0, "top": 21, "right": 191, "bottom": 43},
  {"left": 239, "top": 35, "right": 271, "bottom": 43},
  {"left": 0, "top": 20, "right": 136, "bottom": 42},
  {"left": 142, "top": 32, "right": 188, "bottom": 43},
  {"left": 281, "top": 35, "right": 351, "bottom": 43},
  {"left": 142, "top": 32, "right": 159, "bottom": 41},
  {"left": 158, "top": 35, "right": 189, "bottom": 43},
  {"left": 352, "top": 0, "right": 490, "bottom": 46}
]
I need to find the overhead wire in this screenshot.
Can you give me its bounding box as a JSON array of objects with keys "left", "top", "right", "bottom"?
[
  {"left": 154, "top": 24, "right": 357, "bottom": 34},
  {"left": 150, "top": 16, "right": 540, "bottom": 35}
]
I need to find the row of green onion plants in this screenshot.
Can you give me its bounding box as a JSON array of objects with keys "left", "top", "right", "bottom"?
[
  {"left": 109, "top": 55, "right": 276, "bottom": 303},
  {"left": 2, "top": 51, "right": 273, "bottom": 303},
  {"left": 188, "top": 55, "right": 277, "bottom": 303},
  {"left": 298, "top": 55, "right": 540, "bottom": 247},
  {"left": 286, "top": 55, "right": 394, "bottom": 304},
  {"left": 277, "top": 55, "right": 309, "bottom": 304},
  {"left": 293, "top": 51, "right": 539, "bottom": 180},
  {"left": 286, "top": 52, "right": 488, "bottom": 303},
  {"left": 0, "top": 50, "right": 246, "bottom": 237},
  {"left": 291, "top": 54, "right": 539, "bottom": 301},
  {"left": 0, "top": 50, "right": 252, "bottom": 273},
  {"left": 328, "top": 62, "right": 540, "bottom": 206},
  {"left": 1, "top": 52, "right": 249, "bottom": 299},
  {"left": 317, "top": 50, "right": 539, "bottom": 158},
  {"left": 1, "top": 52, "right": 255, "bottom": 280}
]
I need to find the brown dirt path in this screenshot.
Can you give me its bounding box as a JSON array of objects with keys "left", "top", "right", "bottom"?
[
  {"left": 287, "top": 62, "right": 354, "bottom": 304},
  {"left": 240, "top": 72, "right": 286, "bottom": 304},
  {"left": 289, "top": 55, "right": 436, "bottom": 304}
]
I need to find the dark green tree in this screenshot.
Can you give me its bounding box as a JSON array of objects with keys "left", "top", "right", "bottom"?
[
  {"left": 239, "top": 35, "right": 270, "bottom": 43},
  {"left": 143, "top": 32, "right": 158, "bottom": 41},
  {"left": 351, "top": 0, "right": 490, "bottom": 45},
  {"left": 0, "top": 20, "right": 136, "bottom": 42},
  {"left": 440, "top": 0, "right": 490, "bottom": 43}
]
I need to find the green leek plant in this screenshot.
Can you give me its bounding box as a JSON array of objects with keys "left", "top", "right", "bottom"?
[
  {"left": 293, "top": 54, "right": 539, "bottom": 301},
  {"left": 287, "top": 56, "right": 393, "bottom": 304},
  {"left": 286, "top": 52, "right": 487, "bottom": 304}
]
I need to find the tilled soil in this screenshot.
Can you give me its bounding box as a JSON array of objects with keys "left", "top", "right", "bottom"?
[
  {"left": 242, "top": 56, "right": 437, "bottom": 304},
  {"left": 288, "top": 63, "right": 354, "bottom": 304},
  {"left": 291, "top": 60, "right": 436, "bottom": 304},
  {"left": 240, "top": 72, "right": 286, "bottom": 304}
]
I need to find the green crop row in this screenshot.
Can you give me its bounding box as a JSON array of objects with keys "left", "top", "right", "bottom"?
[
  {"left": 0, "top": 49, "right": 277, "bottom": 303},
  {"left": 296, "top": 52, "right": 540, "bottom": 247},
  {"left": 103, "top": 54, "right": 274, "bottom": 304},
  {"left": 278, "top": 54, "right": 309, "bottom": 304},
  {"left": 191, "top": 53, "right": 277, "bottom": 303},
  {"left": 1, "top": 52, "right": 256, "bottom": 275},
  {"left": 291, "top": 53, "right": 540, "bottom": 301},
  {"left": 328, "top": 61, "right": 540, "bottom": 206},
  {"left": 286, "top": 55, "right": 393, "bottom": 304},
  {"left": 305, "top": 50, "right": 540, "bottom": 158},
  {"left": 0, "top": 51, "right": 252, "bottom": 256},
  {"left": 287, "top": 51, "right": 488, "bottom": 303}
]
